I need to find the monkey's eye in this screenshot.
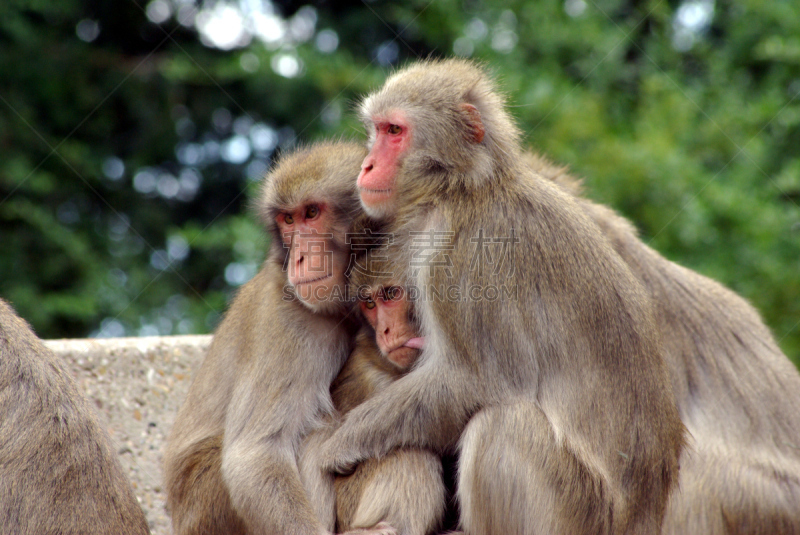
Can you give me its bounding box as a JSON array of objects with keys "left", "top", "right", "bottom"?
[
  {"left": 364, "top": 298, "right": 376, "bottom": 310},
  {"left": 305, "top": 205, "right": 319, "bottom": 219},
  {"left": 384, "top": 286, "right": 401, "bottom": 301},
  {"left": 387, "top": 124, "right": 402, "bottom": 135},
  {"left": 284, "top": 214, "right": 294, "bottom": 225}
]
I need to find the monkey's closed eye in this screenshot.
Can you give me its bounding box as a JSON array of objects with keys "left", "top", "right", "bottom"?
[
  {"left": 387, "top": 124, "right": 402, "bottom": 135},
  {"left": 305, "top": 205, "right": 319, "bottom": 219}
]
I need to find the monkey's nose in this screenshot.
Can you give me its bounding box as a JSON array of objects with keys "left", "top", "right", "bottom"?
[
  {"left": 358, "top": 164, "right": 373, "bottom": 184},
  {"left": 358, "top": 157, "right": 375, "bottom": 184},
  {"left": 361, "top": 155, "right": 375, "bottom": 171}
]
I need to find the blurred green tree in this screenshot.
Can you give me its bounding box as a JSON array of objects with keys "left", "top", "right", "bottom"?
[{"left": 0, "top": 0, "right": 797, "bottom": 365}]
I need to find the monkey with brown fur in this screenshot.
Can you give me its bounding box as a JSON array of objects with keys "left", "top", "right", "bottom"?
[
  {"left": 524, "top": 150, "right": 800, "bottom": 534},
  {"left": 164, "top": 141, "right": 449, "bottom": 535},
  {"left": 331, "top": 336, "right": 446, "bottom": 535},
  {"left": 0, "top": 298, "right": 150, "bottom": 535},
  {"left": 164, "top": 141, "right": 366, "bottom": 535},
  {"left": 318, "top": 58, "right": 686, "bottom": 534},
  {"left": 328, "top": 263, "right": 447, "bottom": 535}
]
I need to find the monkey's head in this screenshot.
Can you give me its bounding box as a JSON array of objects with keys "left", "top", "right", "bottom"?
[
  {"left": 351, "top": 254, "right": 423, "bottom": 370},
  {"left": 360, "top": 284, "right": 424, "bottom": 371},
  {"left": 356, "top": 58, "right": 522, "bottom": 219},
  {"left": 259, "top": 141, "right": 367, "bottom": 314}
]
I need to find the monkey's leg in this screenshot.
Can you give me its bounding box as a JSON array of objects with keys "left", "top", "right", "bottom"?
[
  {"left": 223, "top": 437, "right": 332, "bottom": 535},
  {"left": 298, "top": 427, "right": 338, "bottom": 532},
  {"left": 335, "top": 449, "right": 446, "bottom": 535},
  {"left": 662, "top": 440, "right": 800, "bottom": 535},
  {"left": 339, "top": 521, "right": 398, "bottom": 535},
  {"left": 165, "top": 435, "right": 247, "bottom": 535},
  {"left": 457, "top": 402, "right": 613, "bottom": 535}
]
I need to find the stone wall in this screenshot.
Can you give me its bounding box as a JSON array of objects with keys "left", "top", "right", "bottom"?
[{"left": 45, "top": 335, "right": 212, "bottom": 535}]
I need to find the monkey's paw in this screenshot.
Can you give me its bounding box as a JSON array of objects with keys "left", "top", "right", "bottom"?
[
  {"left": 318, "top": 435, "right": 362, "bottom": 475},
  {"left": 320, "top": 450, "right": 358, "bottom": 475},
  {"left": 339, "top": 521, "right": 398, "bottom": 535}
]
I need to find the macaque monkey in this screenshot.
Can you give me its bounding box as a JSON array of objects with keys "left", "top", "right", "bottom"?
[
  {"left": 525, "top": 151, "right": 800, "bottom": 533},
  {"left": 329, "top": 268, "right": 446, "bottom": 535},
  {"left": 317, "top": 59, "right": 685, "bottom": 534},
  {"left": 164, "top": 142, "right": 444, "bottom": 535},
  {"left": 164, "top": 141, "right": 366, "bottom": 535},
  {"left": 0, "top": 298, "right": 150, "bottom": 535},
  {"left": 351, "top": 282, "right": 425, "bottom": 376}
]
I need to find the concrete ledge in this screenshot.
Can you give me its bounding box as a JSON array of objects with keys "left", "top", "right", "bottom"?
[{"left": 45, "top": 335, "right": 212, "bottom": 535}]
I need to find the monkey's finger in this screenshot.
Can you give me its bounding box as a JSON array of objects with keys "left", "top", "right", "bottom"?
[
  {"left": 327, "top": 457, "right": 357, "bottom": 476},
  {"left": 319, "top": 444, "right": 356, "bottom": 475},
  {"left": 323, "top": 457, "right": 356, "bottom": 476},
  {"left": 339, "top": 521, "right": 398, "bottom": 535}
]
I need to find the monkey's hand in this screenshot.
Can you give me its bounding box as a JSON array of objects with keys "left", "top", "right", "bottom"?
[
  {"left": 318, "top": 401, "right": 396, "bottom": 475},
  {"left": 318, "top": 429, "right": 363, "bottom": 475},
  {"left": 321, "top": 364, "right": 474, "bottom": 475},
  {"left": 339, "top": 521, "right": 398, "bottom": 535}
]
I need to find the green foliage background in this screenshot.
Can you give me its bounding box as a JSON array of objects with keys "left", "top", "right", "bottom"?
[{"left": 1, "top": 0, "right": 798, "bottom": 365}]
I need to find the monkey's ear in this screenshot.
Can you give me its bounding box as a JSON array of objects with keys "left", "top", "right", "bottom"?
[{"left": 460, "top": 103, "right": 485, "bottom": 144}]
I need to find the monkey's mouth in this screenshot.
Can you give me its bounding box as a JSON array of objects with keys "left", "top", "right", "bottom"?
[
  {"left": 385, "top": 337, "right": 424, "bottom": 355},
  {"left": 403, "top": 337, "right": 425, "bottom": 349},
  {"left": 386, "top": 341, "right": 424, "bottom": 369},
  {"left": 359, "top": 188, "right": 392, "bottom": 206},
  {"left": 295, "top": 274, "right": 332, "bottom": 286},
  {"left": 385, "top": 337, "right": 426, "bottom": 354},
  {"left": 359, "top": 187, "right": 395, "bottom": 213},
  {"left": 359, "top": 187, "right": 392, "bottom": 200}
]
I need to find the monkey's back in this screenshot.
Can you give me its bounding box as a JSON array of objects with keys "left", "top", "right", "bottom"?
[
  {"left": 0, "top": 299, "right": 149, "bottom": 535},
  {"left": 404, "top": 164, "right": 685, "bottom": 524},
  {"left": 566, "top": 188, "right": 800, "bottom": 533},
  {"left": 537, "top": 153, "right": 800, "bottom": 445}
]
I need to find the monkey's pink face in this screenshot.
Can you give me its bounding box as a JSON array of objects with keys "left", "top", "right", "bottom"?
[
  {"left": 357, "top": 110, "right": 411, "bottom": 217},
  {"left": 360, "top": 286, "right": 424, "bottom": 370},
  {"left": 276, "top": 203, "right": 349, "bottom": 311}
]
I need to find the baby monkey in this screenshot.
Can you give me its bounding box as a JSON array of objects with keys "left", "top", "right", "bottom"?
[
  {"left": 328, "top": 259, "right": 447, "bottom": 535},
  {"left": 347, "top": 250, "right": 427, "bottom": 384},
  {"left": 359, "top": 285, "right": 424, "bottom": 370}
]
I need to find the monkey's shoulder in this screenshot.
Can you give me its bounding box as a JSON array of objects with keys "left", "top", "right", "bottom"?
[
  {"left": 205, "top": 265, "right": 352, "bottom": 380},
  {"left": 332, "top": 333, "right": 399, "bottom": 413},
  {"left": 0, "top": 300, "right": 80, "bottom": 399}
]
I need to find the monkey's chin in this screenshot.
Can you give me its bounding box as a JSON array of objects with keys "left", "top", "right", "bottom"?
[
  {"left": 386, "top": 346, "right": 420, "bottom": 370},
  {"left": 359, "top": 189, "right": 395, "bottom": 219},
  {"left": 296, "top": 293, "right": 347, "bottom": 315},
  {"left": 292, "top": 276, "right": 348, "bottom": 315}
]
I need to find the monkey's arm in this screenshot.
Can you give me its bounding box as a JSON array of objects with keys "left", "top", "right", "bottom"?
[
  {"left": 319, "top": 357, "right": 480, "bottom": 474},
  {"left": 165, "top": 434, "right": 248, "bottom": 535},
  {"left": 164, "top": 332, "right": 248, "bottom": 534},
  {"left": 221, "top": 363, "right": 335, "bottom": 534}
]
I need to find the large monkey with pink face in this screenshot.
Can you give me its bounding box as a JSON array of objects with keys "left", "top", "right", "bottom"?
[{"left": 318, "top": 59, "right": 686, "bottom": 534}]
